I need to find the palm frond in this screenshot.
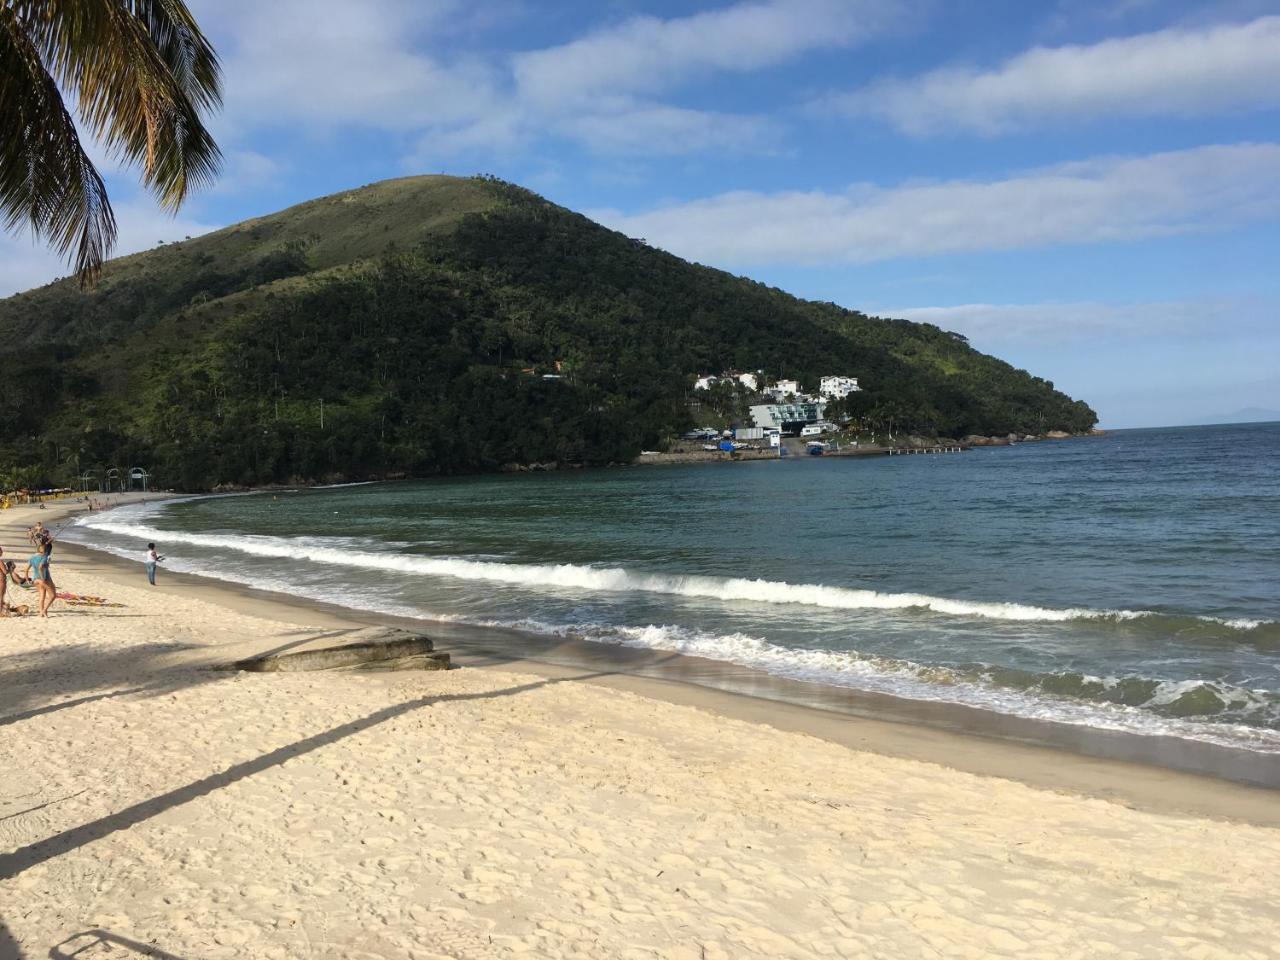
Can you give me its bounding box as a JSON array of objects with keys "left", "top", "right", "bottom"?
[
  {"left": 0, "top": 7, "right": 116, "bottom": 284},
  {"left": 15, "top": 0, "right": 222, "bottom": 211},
  {"left": 130, "top": 0, "right": 222, "bottom": 111}
]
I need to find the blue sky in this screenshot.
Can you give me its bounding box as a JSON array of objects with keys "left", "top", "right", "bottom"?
[{"left": 5, "top": 0, "right": 1279, "bottom": 427}]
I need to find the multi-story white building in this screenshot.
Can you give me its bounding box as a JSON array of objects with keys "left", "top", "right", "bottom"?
[
  {"left": 819, "top": 376, "right": 861, "bottom": 399},
  {"left": 769, "top": 378, "right": 801, "bottom": 399},
  {"left": 696, "top": 372, "right": 762, "bottom": 392},
  {"left": 750, "top": 400, "right": 827, "bottom": 433}
]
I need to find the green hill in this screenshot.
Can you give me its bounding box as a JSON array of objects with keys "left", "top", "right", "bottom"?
[{"left": 0, "top": 175, "right": 1095, "bottom": 490}]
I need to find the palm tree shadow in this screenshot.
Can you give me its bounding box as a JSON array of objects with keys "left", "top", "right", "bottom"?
[
  {"left": 0, "top": 688, "right": 155, "bottom": 730},
  {"left": 0, "top": 644, "right": 218, "bottom": 729},
  {"left": 0, "top": 919, "right": 22, "bottom": 960},
  {"left": 0, "top": 665, "right": 640, "bottom": 882},
  {"left": 49, "top": 929, "right": 185, "bottom": 959},
  {"left": 0, "top": 625, "right": 372, "bottom": 726}
]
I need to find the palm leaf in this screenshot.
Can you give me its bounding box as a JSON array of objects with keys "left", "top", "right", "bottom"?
[
  {"left": 2, "top": 0, "right": 221, "bottom": 283},
  {"left": 131, "top": 0, "right": 222, "bottom": 111},
  {"left": 0, "top": 7, "right": 116, "bottom": 283},
  {"left": 16, "top": 0, "right": 222, "bottom": 210}
]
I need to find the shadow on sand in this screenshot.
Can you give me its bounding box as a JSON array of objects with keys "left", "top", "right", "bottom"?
[
  {"left": 0, "top": 641, "right": 220, "bottom": 728},
  {"left": 0, "top": 662, "right": 652, "bottom": 882},
  {"left": 0, "top": 624, "right": 383, "bottom": 730},
  {"left": 0, "top": 919, "right": 21, "bottom": 960},
  {"left": 49, "top": 929, "right": 188, "bottom": 959}
]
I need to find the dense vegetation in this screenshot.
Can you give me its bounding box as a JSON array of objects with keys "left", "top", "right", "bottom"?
[{"left": 0, "top": 175, "right": 1095, "bottom": 490}]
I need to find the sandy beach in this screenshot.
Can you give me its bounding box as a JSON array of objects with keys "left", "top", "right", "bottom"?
[{"left": 2, "top": 498, "right": 1278, "bottom": 959}]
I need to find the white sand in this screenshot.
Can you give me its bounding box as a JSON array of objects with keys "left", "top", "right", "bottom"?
[{"left": 2, "top": 502, "right": 1279, "bottom": 959}]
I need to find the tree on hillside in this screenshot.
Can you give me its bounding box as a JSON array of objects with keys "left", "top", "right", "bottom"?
[{"left": 0, "top": 0, "right": 222, "bottom": 283}]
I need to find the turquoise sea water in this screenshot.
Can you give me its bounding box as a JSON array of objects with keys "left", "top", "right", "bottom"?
[{"left": 66, "top": 423, "right": 1280, "bottom": 752}]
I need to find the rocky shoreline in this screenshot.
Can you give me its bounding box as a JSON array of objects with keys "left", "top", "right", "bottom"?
[
  {"left": 204, "top": 429, "right": 1105, "bottom": 490},
  {"left": 633, "top": 428, "right": 1104, "bottom": 466},
  {"left": 962, "top": 428, "right": 1106, "bottom": 447}
]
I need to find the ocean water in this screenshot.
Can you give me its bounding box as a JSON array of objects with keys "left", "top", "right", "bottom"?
[{"left": 65, "top": 423, "right": 1280, "bottom": 753}]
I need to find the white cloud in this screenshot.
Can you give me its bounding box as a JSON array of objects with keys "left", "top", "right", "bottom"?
[
  {"left": 196, "top": 0, "right": 895, "bottom": 162},
  {"left": 832, "top": 15, "right": 1280, "bottom": 134},
  {"left": 209, "top": 150, "right": 287, "bottom": 195},
  {"left": 555, "top": 103, "right": 781, "bottom": 156},
  {"left": 887, "top": 298, "right": 1273, "bottom": 345},
  {"left": 884, "top": 296, "right": 1280, "bottom": 428},
  {"left": 410, "top": 98, "right": 779, "bottom": 163},
  {"left": 588, "top": 142, "right": 1280, "bottom": 265},
  {"left": 0, "top": 201, "right": 220, "bottom": 298},
  {"left": 513, "top": 0, "right": 895, "bottom": 108},
  {"left": 199, "top": 0, "right": 500, "bottom": 131}
]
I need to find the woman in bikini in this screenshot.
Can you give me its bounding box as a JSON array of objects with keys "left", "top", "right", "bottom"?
[{"left": 25, "top": 541, "right": 56, "bottom": 617}]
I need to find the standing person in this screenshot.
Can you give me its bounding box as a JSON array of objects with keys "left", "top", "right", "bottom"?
[
  {"left": 25, "top": 542, "right": 56, "bottom": 617},
  {"left": 0, "top": 547, "right": 7, "bottom": 616},
  {"left": 144, "top": 543, "right": 159, "bottom": 585},
  {"left": 29, "top": 521, "right": 52, "bottom": 553}
]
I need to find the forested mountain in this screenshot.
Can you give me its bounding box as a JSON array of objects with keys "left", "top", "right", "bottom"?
[{"left": 0, "top": 175, "right": 1095, "bottom": 490}]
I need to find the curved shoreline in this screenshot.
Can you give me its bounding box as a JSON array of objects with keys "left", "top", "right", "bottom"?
[
  {"left": 5, "top": 494, "right": 1280, "bottom": 958},
  {"left": 37, "top": 493, "right": 1280, "bottom": 819}
]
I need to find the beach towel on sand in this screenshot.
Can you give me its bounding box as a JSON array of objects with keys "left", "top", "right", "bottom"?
[{"left": 54, "top": 592, "right": 125, "bottom": 608}]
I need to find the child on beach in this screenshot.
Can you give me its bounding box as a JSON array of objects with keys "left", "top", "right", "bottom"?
[{"left": 144, "top": 543, "right": 160, "bottom": 585}]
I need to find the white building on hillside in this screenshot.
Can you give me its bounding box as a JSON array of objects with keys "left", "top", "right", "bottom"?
[
  {"left": 819, "top": 375, "right": 861, "bottom": 399},
  {"left": 750, "top": 400, "right": 827, "bottom": 432},
  {"left": 769, "top": 378, "right": 800, "bottom": 399},
  {"left": 696, "top": 372, "right": 761, "bottom": 391}
]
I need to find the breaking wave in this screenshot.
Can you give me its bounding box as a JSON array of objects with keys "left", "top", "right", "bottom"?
[
  {"left": 72, "top": 516, "right": 1274, "bottom": 636},
  {"left": 65, "top": 510, "right": 1280, "bottom": 750},
  {"left": 454, "top": 619, "right": 1280, "bottom": 749}
]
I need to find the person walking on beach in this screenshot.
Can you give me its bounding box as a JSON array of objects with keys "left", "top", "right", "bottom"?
[
  {"left": 144, "top": 543, "right": 160, "bottom": 585},
  {"left": 25, "top": 541, "right": 56, "bottom": 617}
]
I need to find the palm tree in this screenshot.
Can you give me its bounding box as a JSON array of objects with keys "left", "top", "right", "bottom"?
[{"left": 1, "top": 0, "right": 221, "bottom": 284}]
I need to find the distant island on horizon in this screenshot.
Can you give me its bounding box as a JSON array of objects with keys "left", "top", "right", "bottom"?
[
  {"left": 1104, "top": 412, "right": 1280, "bottom": 430},
  {"left": 1196, "top": 407, "right": 1280, "bottom": 426}
]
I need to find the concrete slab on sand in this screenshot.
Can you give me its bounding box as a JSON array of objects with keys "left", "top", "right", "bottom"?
[{"left": 231, "top": 626, "right": 451, "bottom": 673}]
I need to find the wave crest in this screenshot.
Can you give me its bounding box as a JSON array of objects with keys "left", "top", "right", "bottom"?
[{"left": 72, "top": 516, "right": 1274, "bottom": 634}]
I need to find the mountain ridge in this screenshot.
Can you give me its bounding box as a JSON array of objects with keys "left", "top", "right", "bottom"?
[{"left": 0, "top": 175, "right": 1096, "bottom": 490}]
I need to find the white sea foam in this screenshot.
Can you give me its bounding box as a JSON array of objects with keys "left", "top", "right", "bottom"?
[
  {"left": 456, "top": 618, "right": 1280, "bottom": 752},
  {"left": 64, "top": 513, "right": 1280, "bottom": 752},
  {"left": 71, "top": 515, "right": 1274, "bottom": 632}
]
